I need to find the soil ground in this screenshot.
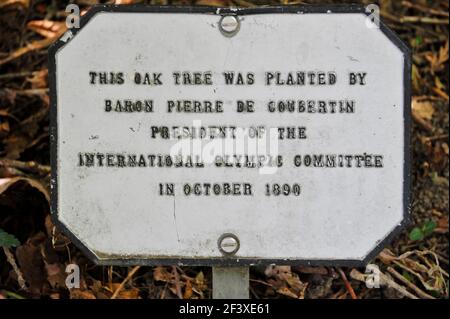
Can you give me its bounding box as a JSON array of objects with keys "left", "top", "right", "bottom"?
[{"left": 0, "top": 0, "right": 448, "bottom": 299}]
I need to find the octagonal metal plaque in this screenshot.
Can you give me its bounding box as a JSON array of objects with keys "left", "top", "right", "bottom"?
[{"left": 50, "top": 5, "right": 410, "bottom": 266}]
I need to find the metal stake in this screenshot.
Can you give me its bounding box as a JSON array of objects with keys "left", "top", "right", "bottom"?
[{"left": 212, "top": 266, "right": 249, "bottom": 299}]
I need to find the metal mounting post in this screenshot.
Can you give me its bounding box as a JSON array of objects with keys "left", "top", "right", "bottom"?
[{"left": 212, "top": 266, "right": 249, "bottom": 299}]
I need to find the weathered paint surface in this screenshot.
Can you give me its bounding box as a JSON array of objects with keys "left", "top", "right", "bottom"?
[{"left": 50, "top": 6, "right": 410, "bottom": 265}]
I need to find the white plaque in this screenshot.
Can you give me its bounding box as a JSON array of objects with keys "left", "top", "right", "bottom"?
[{"left": 50, "top": 6, "right": 411, "bottom": 265}]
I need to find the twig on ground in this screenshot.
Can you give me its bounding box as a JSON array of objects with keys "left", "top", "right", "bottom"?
[
  {"left": 0, "top": 37, "right": 58, "bottom": 67},
  {"left": 2, "top": 247, "right": 27, "bottom": 291},
  {"left": 412, "top": 111, "right": 434, "bottom": 132},
  {"left": 15, "top": 88, "right": 49, "bottom": 96},
  {"left": 111, "top": 266, "right": 140, "bottom": 299},
  {"left": 249, "top": 284, "right": 260, "bottom": 299},
  {"left": 387, "top": 267, "right": 436, "bottom": 299},
  {"left": 401, "top": 1, "right": 449, "bottom": 17},
  {"left": 108, "top": 266, "right": 113, "bottom": 291},
  {"left": 432, "top": 87, "right": 449, "bottom": 101},
  {"left": 337, "top": 268, "right": 358, "bottom": 299},
  {"left": 435, "top": 252, "right": 449, "bottom": 266},
  {"left": 400, "top": 16, "right": 449, "bottom": 25},
  {"left": 172, "top": 266, "right": 183, "bottom": 299},
  {"left": 250, "top": 279, "right": 275, "bottom": 288},
  {"left": 381, "top": 10, "right": 401, "bottom": 23},
  {"left": 350, "top": 269, "right": 419, "bottom": 299},
  {"left": 422, "top": 134, "right": 448, "bottom": 143},
  {"left": 160, "top": 282, "right": 169, "bottom": 299},
  {"left": 232, "top": 0, "right": 255, "bottom": 7},
  {"left": 0, "top": 71, "right": 34, "bottom": 80},
  {"left": 0, "top": 158, "right": 51, "bottom": 175},
  {"left": 0, "top": 0, "right": 28, "bottom": 9}
]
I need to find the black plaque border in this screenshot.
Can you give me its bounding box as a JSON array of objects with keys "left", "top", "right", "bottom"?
[{"left": 49, "top": 4, "right": 411, "bottom": 266}]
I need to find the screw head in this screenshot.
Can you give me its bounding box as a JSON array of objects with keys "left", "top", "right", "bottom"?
[
  {"left": 218, "top": 233, "right": 240, "bottom": 256},
  {"left": 219, "top": 16, "right": 240, "bottom": 37}
]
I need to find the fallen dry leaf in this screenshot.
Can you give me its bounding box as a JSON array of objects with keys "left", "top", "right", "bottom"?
[
  {"left": 70, "top": 289, "right": 97, "bottom": 299},
  {"left": 116, "top": 288, "right": 140, "bottom": 299},
  {"left": 0, "top": 120, "right": 10, "bottom": 138},
  {"left": 194, "top": 271, "right": 207, "bottom": 291},
  {"left": 44, "top": 263, "right": 66, "bottom": 289},
  {"left": 27, "top": 20, "right": 66, "bottom": 39},
  {"left": 196, "top": 0, "right": 231, "bottom": 6},
  {"left": 378, "top": 248, "right": 397, "bottom": 264},
  {"left": 412, "top": 96, "right": 435, "bottom": 121},
  {"left": 15, "top": 232, "right": 47, "bottom": 295},
  {"left": 442, "top": 143, "right": 449, "bottom": 155},
  {"left": 0, "top": 0, "right": 29, "bottom": 9},
  {"left": 0, "top": 177, "right": 49, "bottom": 202},
  {"left": 277, "top": 287, "right": 303, "bottom": 299},
  {"left": 411, "top": 64, "right": 422, "bottom": 93},
  {"left": 436, "top": 216, "right": 449, "bottom": 233},
  {"left": 26, "top": 69, "right": 48, "bottom": 89},
  {"left": 294, "top": 266, "right": 328, "bottom": 275},
  {"left": 153, "top": 266, "right": 173, "bottom": 282},
  {"left": 110, "top": 283, "right": 140, "bottom": 299},
  {"left": 183, "top": 279, "right": 193, "bottom": 299},
  {"left": 264, "top": 265, "right": 308, "bottom": 298},
  {"left": 115, "top": 0, "right": 135, "bottom": 4},
  {"left": 425, "top": 41, "right": 449, "bottom": 74}
]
